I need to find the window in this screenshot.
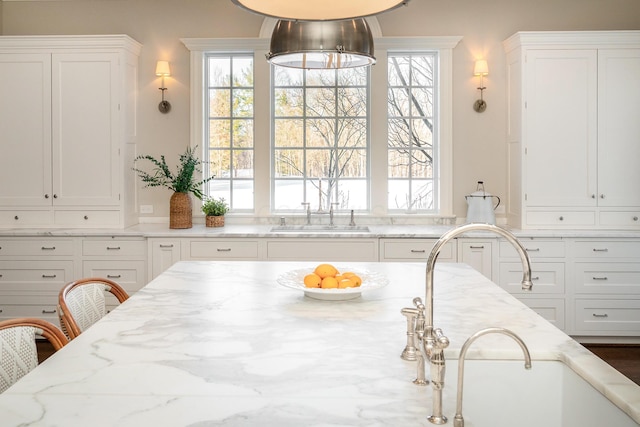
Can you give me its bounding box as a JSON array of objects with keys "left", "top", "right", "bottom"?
[
  {"left": 184, "top": 35, "right": 458, "bottom": 218},
  {"left": 204, "top": 53, "right": 254, "bottom": 211},
  {"left": 387, "top": 52, "right": 438, "bottom": 212},
  {"left": 272, "top": 66, "right": 369, "bottom": 212}
]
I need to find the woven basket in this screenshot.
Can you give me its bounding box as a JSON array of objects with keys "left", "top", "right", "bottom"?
[
  {"left": 206, "top": 215, "right": 225, "bottom": 227},
  {"left": 169, "top": 192, "right": 193, "bottom": 229}
]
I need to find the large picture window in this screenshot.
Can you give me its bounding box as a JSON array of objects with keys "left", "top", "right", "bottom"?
[{"left": 272, "top": 66, "right": 369, "bottom": 212}]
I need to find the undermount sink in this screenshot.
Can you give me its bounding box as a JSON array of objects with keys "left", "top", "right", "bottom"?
[
  {"left": 452, "top": 360, "right": 636, "bottom": 427},
  {"left": 270, "top": 225, "right": 370, "bottom": 233}
]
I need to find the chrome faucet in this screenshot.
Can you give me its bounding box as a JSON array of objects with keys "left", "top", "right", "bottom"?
[
  {"left": 453, "top": 327, "right": 532, "bottom": 427},
  {"left": 404, "top": 223, "right": 533, "bottom": 425}
]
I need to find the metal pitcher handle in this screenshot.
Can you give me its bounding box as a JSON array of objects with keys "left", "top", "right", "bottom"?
[{"left": 493, "top": 195, "right": 501, "bottom": 210}]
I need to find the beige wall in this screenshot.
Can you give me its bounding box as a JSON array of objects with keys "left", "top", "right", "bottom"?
[{"left": 2, "top": 0, "right": 640, "bottom": 221}]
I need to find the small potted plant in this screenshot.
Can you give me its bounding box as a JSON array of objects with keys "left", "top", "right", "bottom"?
[
  {"left": 201, "top": 197, "right": 228, "bottom": 227},
  {"left": 133, "top": 145, "right": 214, "bottom": 229}
]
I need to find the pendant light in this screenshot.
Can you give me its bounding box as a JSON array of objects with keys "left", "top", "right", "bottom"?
[
  {"left": 231, "top": 0, "right": 409, "bottom": 21},
  {"left": 266, "top": 19, "right": 375, "bottom": 69}
]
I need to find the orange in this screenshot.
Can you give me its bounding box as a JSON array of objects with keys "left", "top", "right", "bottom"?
[
  {"left": 349, "top": 274, "right": 362, "bottom": 287},
  {"left": 321, "top": 276, "right": 339, "bottom": 289},
  {"left": 303, "top": 273, "right": 322, "bottom": 288},
  {"left": 314, "top": 263, "right": 338, "bottom": 279},
  {"left": 338, "top": 278, "right": 355, "bottom": 289}
]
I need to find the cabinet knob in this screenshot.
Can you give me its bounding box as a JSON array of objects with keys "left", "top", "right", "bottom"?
[
  {"left": 84, "top": 215, "right": 89, "bottom": 220},
  {"left": 600, "top": 194, "right": 605, "bottom": 199},
  {"left": 558, "top": 216, "right": 564, "bottom": 221},
  {"left": 633, "top": 216, "right": 639, "bottom": 222},
  {"left": 591, "top": 194, "right": 596, "bottom": 199},
  {"left": 44, "top": 194, "right": 49, "bottom": 199},
  {"left": 53, "top": 194, "right": 58, "bottom": 199},
  {"left": 14, "top": 216, "right": 19, "bottom": 220}
]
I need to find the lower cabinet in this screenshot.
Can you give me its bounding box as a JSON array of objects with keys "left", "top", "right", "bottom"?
[
  {"left": 148, "top": 238, "right": 182, "bottom": 280},
  {"left": 265, "top": 238, "right": 378, "bottom": 261},
  {"left": 379, "top": 238, "right": 456, "bottom": 262}
]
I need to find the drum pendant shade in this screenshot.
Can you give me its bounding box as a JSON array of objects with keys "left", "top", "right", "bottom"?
[{"left": 231, "top": 0, "right": 409, "bottom": 21}]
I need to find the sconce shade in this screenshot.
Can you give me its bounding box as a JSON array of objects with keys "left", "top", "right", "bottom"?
[
  {"left": 155, "top": 60, "right": 171, "bottom": 77},
  {"left": 474, "top": 59, "right": 489, "bottom": 76},
  {"left": 267, "top": 19, "right": 375, "bottom": 69},
  {"left": 231, "top": 0, "right": 409, "bottom": 21}
]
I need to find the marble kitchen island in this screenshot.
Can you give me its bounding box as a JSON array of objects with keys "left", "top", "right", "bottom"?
[{"left": 0, "top": 261, "right": 638, "bottom": 426}]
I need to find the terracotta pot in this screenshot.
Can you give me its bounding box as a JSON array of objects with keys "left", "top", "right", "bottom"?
[
  {"left": 169, "top": 192, "right": 192, "bottom": 229},
  {"left": 206, "top": 215, "right": 225, "bottom": 227}
]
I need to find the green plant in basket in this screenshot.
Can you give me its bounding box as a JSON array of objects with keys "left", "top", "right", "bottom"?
[
  {"left": 201, "top": 197, "right": 228, "bottom": 217},
  {"left": 133, "top": 145, "right": 213, "bottom": 200}
]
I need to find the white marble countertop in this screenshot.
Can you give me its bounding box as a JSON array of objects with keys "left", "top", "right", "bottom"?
[
  {"left": 1, "top": 261, "right": 638, "bottom": 426},
  {"left": 2, "top": 222, "right": 640, "bottom": 238}
]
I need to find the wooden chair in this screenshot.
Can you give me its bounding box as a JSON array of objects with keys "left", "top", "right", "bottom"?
[
  {"left": 0, "top": 317, "right": 68, "bottom": 393},
  {"left": 58, "top": 277, "right": 129, "bottom": 340}
]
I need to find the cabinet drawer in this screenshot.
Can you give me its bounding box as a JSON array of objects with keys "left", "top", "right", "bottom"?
[
  {"left": 499, "top": 262, "right": 565, "bottom": 294},
  {"left": 266, "top": 239, "right": 378, "bottom": 261},
  {"left": 526, "top": 211, "right": 595, "bottom": 227},
  {"left": 0, "top": 210, "right": 53, "bottom": 227},
  {"left": 0, "top": 260, "right": 74, "bottom": 291},
  {"left": 517, "top": 297, "right": 565, "bottom": 330},
  {"left": 574, "top": 263, "right": 640, "bottom": 294},
  {"left": 0, "top": 304, "right": 60, "bottom": 322},
  {"left": 574, "top": 299, "right": 640, "bottom": 334},
  {"left": 189, "top": 240, "right": 260, "bottom": 260},
  {"left": 599, "top": 211, "right": 640, "bottom": 227},
  {"left": 381, "top": 239, "right": 455, "bottom": 261},
  {"left": 83, "top": 239, "right": 146, "bottom": 257},
  {"left": 82, "top": 260, "right": 146, "bottom": 292},
  {"left": 54, "top": 210, "right": 120, "bottom": 227},
  {"left": 574, "top": 240, "right": 640, "bottom": 259},
  {"left": 499, "top": 240, "right": 565, "bottom": 258},
  {"left": 0, "top": 239, "right": 75, "bottom": 256}
]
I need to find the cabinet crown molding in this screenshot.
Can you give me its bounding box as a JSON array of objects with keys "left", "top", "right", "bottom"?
[
  {"left": 0, "top": 35, "right": 142, "bottom": 55},
  {"left": 503, "top": 30, "right": 640, "bottom": 52}
]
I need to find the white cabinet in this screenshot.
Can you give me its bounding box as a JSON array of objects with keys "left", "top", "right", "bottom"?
[
  {"left": 0, "top": 237, "right": 77, "bottom": 322},
  {"left": 148, "top": 238, "right": 182, "bottom": 280},
  {"left": 266, "top": 238, "right": 378, "bottom": 261},
  {"left": 503, "top": 31, "right": 640, "bottom": 229},
  {"left": 379, "top": 238, "right": 456, "bottom": 262},
  {"left": 0, "top": 36, "right": 141, "bottom": 228},
  {"left": 458, "top": 239, "right": 494, "bottom": 279},
  {"left": 571, "top": 239, "right": 640, "bottom": 337}
]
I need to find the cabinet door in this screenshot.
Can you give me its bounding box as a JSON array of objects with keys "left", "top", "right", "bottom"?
[
  {"left": 525, "top": 50, "right": 597, "bottom": 208},
  {"left": 597, "top": 49, "right": 640, "bottom": 207},
  {"left": 149, "top": 239, "right": 182, "bottom": 279},
  {"left": 0, "top": 53, "right": 52, "bottom": 206},
  {"left": 52, "top": 52, "right": 119, "bottom": 206},
  {"left": 458, "top": 240, "right": 493, "bottom": 279}
]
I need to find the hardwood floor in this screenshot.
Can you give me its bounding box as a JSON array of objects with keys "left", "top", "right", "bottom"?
[
  {"left": 36, "top": 341, "right": 640, "bottom": 386},
  {"left": 583, "top": 344, "right": 640, "bottom": 386}
]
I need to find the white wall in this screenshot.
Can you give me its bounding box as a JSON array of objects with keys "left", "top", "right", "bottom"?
[{"left": 2, "top": 0, "right": 639, "bottom": 221}]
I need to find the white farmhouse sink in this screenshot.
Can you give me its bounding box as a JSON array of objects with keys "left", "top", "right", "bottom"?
[
  {"left": 449, "top": 360, "right": 637, "bottom": 427},
  {"left": 270, "top": 225, "right": 370, "bottom": 233}
]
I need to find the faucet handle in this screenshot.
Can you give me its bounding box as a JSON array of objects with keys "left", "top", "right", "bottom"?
[
  {"left": 412, "top": 297, "right": 425, "bottom": 311},
  {"left": 433, "top": 328, "right": 450, "bottom": 349}
]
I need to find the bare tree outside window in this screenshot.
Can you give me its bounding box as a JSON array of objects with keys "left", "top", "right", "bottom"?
[
  {"left": 387, "top": 53, "right": 438, "bottom": 212},
  {"left": 272, "top": 66, "right": 369, "bottom": 213}
]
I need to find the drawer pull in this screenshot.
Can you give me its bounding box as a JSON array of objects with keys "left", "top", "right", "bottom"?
[
  {"left": 410, "top": 249, "right": 426, "bottom": 253},
  {"left": 592, "top": 276, "right": 608, "bottom": 281},
  {"left": 42, "top": 274, "right": 57, "bottom": 278},
  {"left": 634, "top": 216, "right": 639, "bottom": 222},
  {"left": 41, "top": 309, "right": 57, "bottom": 314},
  {"left": 217, "top": 248, "right": 232, "bottom": 252},
  {"left": 532, "top": 276, "right": 540, "bottom": 281},
  {"left": 592, "top": 248, "right": 609, "bottom": 252},
  {"left": 41, "top": 246, "right": 56, "bottom": 251},
  {"left": 107, "top": 274, "right": 122, "bottom": 279},
  {"left": 525, "top": 248, "right": 540, "bottom": 252},
  {"left": 159, "top": 244, "right": 174, "bottom": 248},
  {"left": 592, "top": 313, "right": 608, "bottom": 318},
  {"left": 106, "top": 246, "right": 121, "bottom": 250},
  {"left": 469, "top": 245, "right": 485, "bottom": 249}
]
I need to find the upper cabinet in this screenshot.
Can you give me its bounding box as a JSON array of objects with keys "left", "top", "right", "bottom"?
[
  {"left": 503, "top": 31, "right": 640, "bottom": 229},
  {"left": 0, "top": 36, "right": 141, "bottom": 228}
]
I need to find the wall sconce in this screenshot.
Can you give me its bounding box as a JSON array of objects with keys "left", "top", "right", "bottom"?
[
  {"left": 155, "top": 60, "right": 171, "bottom": 114},
  {"left": 473, "top": 59, "right": 489, "bottom": 113}
]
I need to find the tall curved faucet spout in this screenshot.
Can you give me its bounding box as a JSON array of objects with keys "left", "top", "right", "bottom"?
[{"left": 425, "top": 223, "right": 533, "bottom": 328}]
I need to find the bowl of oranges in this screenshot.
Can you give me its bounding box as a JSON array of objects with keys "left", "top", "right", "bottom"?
[{"left": 277, "top": 263, "right": 388, "bottom": 300}]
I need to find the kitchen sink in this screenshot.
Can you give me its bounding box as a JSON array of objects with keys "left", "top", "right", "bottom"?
[
  {"left": 449, "top": 359, "right": 636, "bottom": 427},
  {"left": 270, "top": 225, "right": 370, "bottom": 233}
]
